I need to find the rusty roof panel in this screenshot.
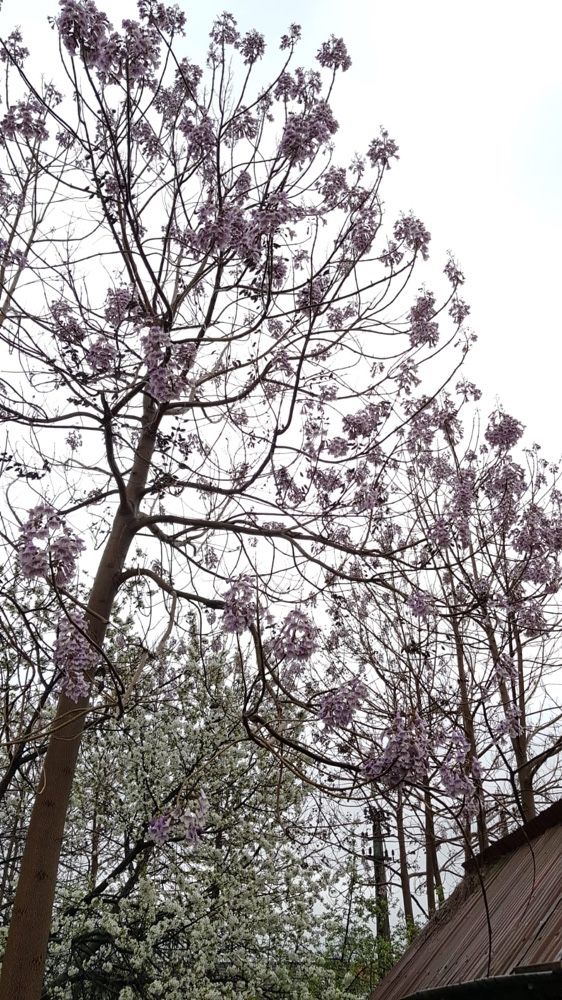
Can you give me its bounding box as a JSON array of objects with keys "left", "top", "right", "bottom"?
[{"left": 371, "top": 805, "right": 562, "bottom": 1000}]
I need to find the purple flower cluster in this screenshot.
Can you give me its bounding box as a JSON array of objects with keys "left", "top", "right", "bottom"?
[
  {"left": 484, "top": 410, "right": 524, "bottom": 451},
  {"left": 66, "top": 431, "right": 82, "bottom": 451},
  {"left": 57, "top": 1, "right": 163, "bottom": 84},
  {"left": 367, "top": 128, "right": 399, "bottom": 169},
  {"left": 86, "top": 336, "right": 116, "bottom": 373},
  {"left": 210, "top": 11, "right": 239, "bottom": 46},
  {"left": 449, "top": 298, "right": 470, "bottom": 325},
  {"left": 342, "top": 401, "right": 390, "bottom": 440},
  {"left": 121, "top": 18, "right": 161, "bottom": 83},
  {"left": 444, "top": 256, "right": 465, "bottom": 286},
  {"left": 395, "top": 359, "right": 421, "bottom": 395},
  {"left": 1, "top": 98, "right": 48, "bottom": 143},
  {"left": 222, "top": 576, "right": 256, "bottom": 634},
  {"left": 0, "top": 238, "right": 28, "bottom": 270},
  {"left": 147, "top": 789, "right": 208, "bottom": 847},
  {"left": 296, "top": 273, "right": 331, "bottom": 313},
  {"left": 316, "top": 35, "right": 351, "bottom": 72},
  {"left": 141, "top": 325, "right": 171, "bottom": 400},
  {"left": 57, "top": 0, "right": 113, "bottom": 65},
  {"left": 19, "top": 504, "right": 84, "bottom": 587},
  {"left": 239, "top": 29, "right": 266, "bottom": 64},
  {"left": 516, "top": 602, "right": 546, "bottom": 636},
  {"left": 394, "top": 213, "right": 431, "bottom": 260},
  {"left": 428, "top": 517, "right": 452, "bottom": 549},
  {"left": 51, "top": 300, "right": 83, "bottom": 346},
  {"left": 54, "top": 611, "right": 97, "bottom": 701},
  {"left": 319, "top": 676, "right": 367, "bottom": 728},
  {"left": 318, "top": 166, "right": 348, "bottom": 208},
  {"left": 438, "top": 728, "right": 479, "bottom": 814},
  {"left": 364, "top": 712, "right": 429, "bottom": 788},
  {"left": 494, "top": 653, "right": 517, "bottom": 683},
  {"left": 408, "top": 291, "right": 439, "bottom": 349},
  {"left": 494, "top": 703, "right": 523, "bottom": 740},
  {"left": 406, "top": 590, "right": 435, "bottom": 619},
  {"left": 280, "top": 24, "right": 302, "bottom": 51},
  {"left": 279, "top": 101, "right": 338, "bottom": 164},
  {"left": 104, "top": 285, "right": 137, "bottom": 329},
  {"left": 137, "top": 1, "right": 186, "bottom": 35},
  {"left": 0, "top": 28, "right": 29, "bottom": 65},
  {"left": 273, "top": 608, "right": 319, "bottom": 664}
]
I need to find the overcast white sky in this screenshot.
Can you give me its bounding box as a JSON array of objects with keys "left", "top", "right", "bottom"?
[{"left": 3, "top": 0, "right": 561, "bottom": 454}]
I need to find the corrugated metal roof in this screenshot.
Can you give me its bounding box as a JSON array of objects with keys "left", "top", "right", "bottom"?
[{"left": 370, "top": 801, "right": 562, "bottom": 1000}]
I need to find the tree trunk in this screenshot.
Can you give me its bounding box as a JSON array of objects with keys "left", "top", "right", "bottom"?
[
  {"left": 485, "top": 626, "right": 536, "bottom": 820},
  {"left": 371, "top": 805, "right": 390, "bottom": 942},
  {"left": 0, "top": 403, "right": 157, "bottom": 1000},
  {"left": 396, "top": 788, "right": 414, "bottom": 928},
  {"left": 451, "top": 619, "right": 489, "bottom": 852},
  {"left": 424, "top": 788, "right": 443, "bottom": 914}
]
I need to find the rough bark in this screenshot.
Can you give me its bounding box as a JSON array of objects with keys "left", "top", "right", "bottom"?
[
  {"left": 0, "top": 403, "right": 157, "bottom": 1000},
  {"left": 396, "top": 788, "right": 414, "bottom": 928},
  {"left": 451, "top": 618, "right": 489, "bottom": 852}
]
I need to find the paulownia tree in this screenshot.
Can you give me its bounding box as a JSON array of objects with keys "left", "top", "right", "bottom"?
[
  {"left": 0, "top": 2, "right": 473, "bottom": 995},
  {"left": 319, "top": 402, "right": 562, "bottom": 915}
]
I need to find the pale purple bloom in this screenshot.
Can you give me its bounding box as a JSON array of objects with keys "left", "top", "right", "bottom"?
[
  {"left": 55, "top": 611, "right": 97, "bottom": 702},
  {"left": 516, "top": 602, "right": 546, "bottom": 636},
  {"left": 367, "top": 128, "right": 399, "bottom": 169},
  {"left": 137, "top": 2, "right": 186, "bottom": 35},
  {"left": 318, "top": 166, "right": 348, "bottom": 207},
  {"left": 19, "top": 503, "right": 83, "bottom": 585},
  {"left": 21, "top": 503, "right": 63, "bottom": 541},
  {"left": 57, "top": 0, "right": 113, "bottom": 65},
  {"left": 364, "top": 712, "right": 428, "bottom": 788},
  {"left": 394, "top": 213, "right": 431, "bottom": 260},
  {"left": 429, "top": 517, "right": 452, "bottom": 549},
  {"left": 319, "top": 677, "right": 367, "bottom": 729},
  {"left": 121, "top": 19, "right": 161, "bottom": 83},
  {"left": 104, "top": 286, "right": 137, "bottom": 328},
  {"left": 438, "top": 728, "right": 480, "bottom": 814},
  {"left": 1, "top": 98, "right": 48, "bottom": 143},
  {"left": 210, "top": 11, "right": 239, "bottom": 46},
  {"left": 449, "top": 298, "right": 470, "bottom": 325},
  {"left": 395, "top": 359, "right": 420, "bottom": 394},
  {"left": 494, "top": 703, "right": 523, "bottom": 740},
  {"left": 222, "top": 576, "right": 256, "bottom": 634},
  {"left": 280, "top": 24, "right": 301, "bottom": 51},
  {"left": 86, "top": 336, "right": 116, "bottom": 373},
  {"left": 381, "top": 242, "right": 403, "bottom": 268},
  {"left": 406, "top": 590, "right": 435, "bottom": 619},
  {"left": 455, "top": 378, "right": 481, "bottom": 402},
  {"left": 343, "top": 401, "right": 390, "bottom": 440},
  {"left": 316, "top": 35, "right": 351, "bottom": 72},
  {"left": 485, "top": 410, "right": 524, "bottom": 451},
  {"left": 0, "top": 239, "right": 28, "bottom": 269},
  {"left": 280, "top": 101, "right": 338, "bottom": 163},
  {"left": 273, "top": 608, "right": 319, "bottom": 663},
  {"left": 66, "top": 430, "right": 82, "bottom": 450},
  {"left": 148, "top": 789, "right": 208, "bottom": 847},
  {"left": 0, "top": 28, "right": 29, "bottom": 65},
  {"left": 409, "top": 291, "right": 439, "bottom": 348},
  {"left": 444, "top": 256, "right": 465, "bottom": 286},
  {"left": 51, "top": 300, "right": 83, "bottom": 346},
  {"left": 240, "top": 29, "right": 265, "bottom": 64},
  {"left": 147, "top": 813, "right": 172, "bottom": 845},
  {"left": 19, "top": 542, "right": 49, "bottom": 579}
]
